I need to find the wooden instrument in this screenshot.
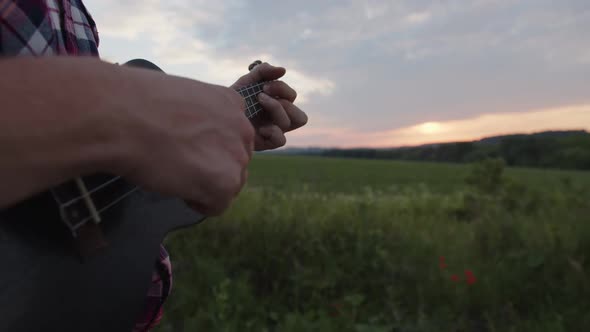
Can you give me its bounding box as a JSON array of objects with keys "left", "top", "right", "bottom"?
[{"left": 0, "top": 59, "right": 266, "bottom": 332}]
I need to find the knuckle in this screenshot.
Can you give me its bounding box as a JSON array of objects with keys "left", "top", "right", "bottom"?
[
  {"left": 236, "top": 149, "right": 250, "bottom": 167},
  {"left": 217, "top": 175, "right": 239, "bottom": 199},
  {"left": 270, "top": 80, "right": 284, "bottom": 93},
  {"left": 241, "top": 120, "right": 255, "bottom": 140},
  {"left": 282, "top": 118, "right": 292, "bottom": 131},
  {"left": 299, "top": 112, "right": 308, "bottom": 126},
  {"left": 264, "top": 96, "right": 280, "bottom": 110},
  {"left": 228, "top": 171, "right": 243, "bottom": 193},
  {"left": 291, "top": 87, "right": 298, "bottom": 100},
  {"left": 284, "top": 102, "right": 308, "bottom": 127},
  {"left": 277, "top": 134, "right": 287, "bottom": 147},
  {"left": 277, "top": 80, "right": 287, "bottom": 88},
  {"left": 274, "top": 80, "right": 297, "bottom": 100}
]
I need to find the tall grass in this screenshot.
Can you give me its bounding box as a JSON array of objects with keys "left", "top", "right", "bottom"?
[{"left": 154, "top": 156, "right": 590, "bottom": 332}]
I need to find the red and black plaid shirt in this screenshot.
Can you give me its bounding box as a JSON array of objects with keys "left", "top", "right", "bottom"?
[{"left": 0, "top": 1, "right": 172, "bottom": 331}]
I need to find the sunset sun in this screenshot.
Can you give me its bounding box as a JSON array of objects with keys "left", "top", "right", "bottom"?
[{"left": 418, "top": 122, "right": 443, "bottom": 135}]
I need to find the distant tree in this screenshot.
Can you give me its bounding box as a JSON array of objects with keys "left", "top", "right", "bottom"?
[{"left": 316, "top": 131, "right": 590, "bottom": 170}]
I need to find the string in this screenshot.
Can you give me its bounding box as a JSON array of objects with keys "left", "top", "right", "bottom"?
[
  {"left": 56, "top": 175, "right": 126, "bottom": 208},
  {"left": 56, "top": 80, "right": 269, "bottom": 224},
  {"left": 237, "top": 81, "right": 266, "bottom": 119},
  {"left": 236, "top": 81, "right": 265, "bottom": 95},
  {"left": 71, "top": 186, "right": 140, "bottom": 230},
  {"left": 246, "top": 102, "right": 263, "bottom": 118}
]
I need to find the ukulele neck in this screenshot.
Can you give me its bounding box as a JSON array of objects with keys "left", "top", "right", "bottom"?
[{"left": 236, "top": 81, "right": 266, "bottom": 119}]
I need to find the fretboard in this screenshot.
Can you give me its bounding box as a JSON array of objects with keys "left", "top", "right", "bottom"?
[{"left": 236, "top": 81, "right": 266, "bottom": 119}]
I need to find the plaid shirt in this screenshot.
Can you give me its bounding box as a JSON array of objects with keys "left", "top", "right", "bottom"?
[{"left": 0, "top": 1, "right": 172, "bottom": 331}]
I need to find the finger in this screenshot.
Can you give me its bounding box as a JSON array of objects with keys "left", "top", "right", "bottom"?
[
  {"left": 258, "top": 92, "right": 291, "bottom": 131},
  {"left": 234, "top": 62, "right": 286, "bottom": 87},
  {"left": 263, "top": 80, "right": 297, "bottom": 102},
  {"left": 278, "top": 99, "right": 308, "bottom": 132},
  {"left": 251, "top": 62, "right": 286, "bottom": 82},
  {"left": 256, "top": 124, "right": 287, "bottom": 150}
]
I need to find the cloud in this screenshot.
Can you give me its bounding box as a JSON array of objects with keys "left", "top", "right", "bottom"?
[
  {"left": 404, "top": 11, "right": 432, "bottom": 25},
  {"left": 364, "top": 0, "right": 390, "bottom": 20},
  {"left": 84, "top": 0, "right": 590, "bottom": 148},
  {"left": 84, "top": 0, "right": 335, "bottom": 104}
]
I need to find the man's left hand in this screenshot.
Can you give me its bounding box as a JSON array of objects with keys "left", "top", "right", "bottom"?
[{"left": 231, "top": 62, "right": 308, "bottom": 151}]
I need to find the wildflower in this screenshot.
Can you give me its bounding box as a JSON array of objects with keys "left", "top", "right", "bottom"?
[
  {"left": 451, "top": 274, "right": 460, "bottom": 282},
  {"left": 464, "top": 269, "right": 476, "bottom": 285},
  {"left": 439, "top": 256, "right": 447, "bottom": 269}
]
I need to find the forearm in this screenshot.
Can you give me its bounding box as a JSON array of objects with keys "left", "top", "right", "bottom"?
[{"left": 0, "top": 56, "right": 129, "bottom": 208}]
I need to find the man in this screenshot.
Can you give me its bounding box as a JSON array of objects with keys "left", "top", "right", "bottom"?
[{"left": 0, "top": 0, "right": 307, "bottom": 330}]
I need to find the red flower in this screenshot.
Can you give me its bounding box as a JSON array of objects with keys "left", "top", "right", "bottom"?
[
  {"left": 464, "top": 270, "right": 476, "bottom": 285},
  {"left": 451, "top": 274, "right": 460, "bottom": 282},
  {"left": 439, "top": 256, "right": 447, "bottom": 269}
]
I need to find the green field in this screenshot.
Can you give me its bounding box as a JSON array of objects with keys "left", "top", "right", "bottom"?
[{"left": 154, "top": 155, "right": 590, "bottom": 332}]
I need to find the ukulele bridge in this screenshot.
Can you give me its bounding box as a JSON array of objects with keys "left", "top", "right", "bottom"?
[{"left": 53, "top": 177, "right": 110, "bottom": 258}]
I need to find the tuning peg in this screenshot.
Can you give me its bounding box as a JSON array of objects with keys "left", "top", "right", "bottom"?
[{"left": 248, "top": 60, "right": 262, "bottom": 71}]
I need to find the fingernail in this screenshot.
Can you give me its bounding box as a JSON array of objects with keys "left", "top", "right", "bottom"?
[
  {"left": 258, "top": 92, "right": 269, "bottom": 101},
  {"left": 263, "top": 84, "right": 271, "bottom": 93}
]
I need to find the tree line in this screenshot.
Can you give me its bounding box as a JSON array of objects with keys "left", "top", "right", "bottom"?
[{"left": 316, "top": 131, "right": 590, "bottom": 170}]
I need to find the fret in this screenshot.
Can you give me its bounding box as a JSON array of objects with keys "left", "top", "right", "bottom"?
[
  {"left": 236, "top": 81, "right": 267, "bottom": 119},
  {"left": 237, "top": 81, "right": 265, "bottom": 98},
  {"left": 245, "top": 95, "right": 256, "bottom": 109},
  {"left": 246, "top": 100, "right": 263, "bottom": 118}
]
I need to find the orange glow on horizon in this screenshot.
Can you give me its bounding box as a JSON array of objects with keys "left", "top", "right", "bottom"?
[{"left": 287, "top": 104, "right": 590, "bottom": 148}]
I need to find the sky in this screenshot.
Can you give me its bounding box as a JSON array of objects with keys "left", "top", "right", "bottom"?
[{"left": 83, "top": 0, "right": 590, "bottom": 148}]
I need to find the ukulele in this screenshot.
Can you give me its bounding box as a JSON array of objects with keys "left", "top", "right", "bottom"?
[{"left": 0, "top": 59, "right": 266, "bottom": 332}]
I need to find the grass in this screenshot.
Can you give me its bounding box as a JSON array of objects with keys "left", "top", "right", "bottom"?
[
  {"left": 245, "top": 155, "right": 590, "bottom": 194},
  {"left": 153, "top": 155, "right": 590, "bottom": 332}
]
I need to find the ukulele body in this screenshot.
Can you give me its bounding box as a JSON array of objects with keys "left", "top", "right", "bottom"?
[
  {"left": 0, "top": 59, "right": 207, "bottom": 332},
  {"left": 0, "top": 188, "right": 203, "bottom": 332}
]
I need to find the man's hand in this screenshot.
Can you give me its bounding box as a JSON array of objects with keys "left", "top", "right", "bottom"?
[
  {"left": 0, "top": 57, "right": 254, "bottom": 215},
  {"left": 113, "top": 64, "right": 255, "bottom": 216},
  {"left": 230, "top": 62, "right": 308, "bottom": 151}
]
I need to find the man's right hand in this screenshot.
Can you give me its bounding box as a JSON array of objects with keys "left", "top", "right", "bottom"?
[
  {"left": 109, "top": 63, "right": 255, "bottom": 216},
  {"left": 88, "top": 62, "right": 254, "bottom": 215},
  {"left": 0, "top": 57, "right": 253, "bottom": 215}
]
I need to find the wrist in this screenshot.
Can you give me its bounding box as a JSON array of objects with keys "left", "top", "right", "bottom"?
[{"left": 80, "top": 60, "right": 143, "bottom": 177}]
